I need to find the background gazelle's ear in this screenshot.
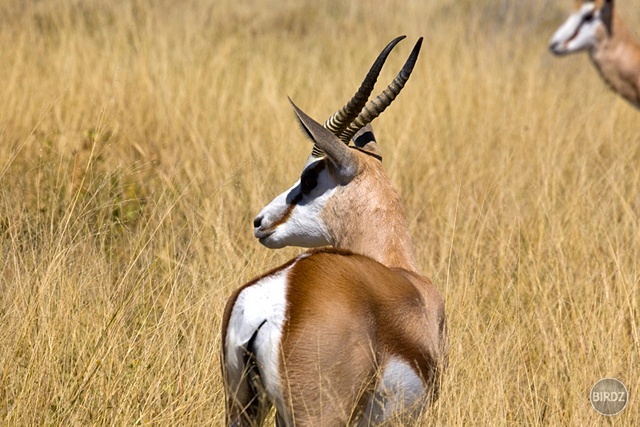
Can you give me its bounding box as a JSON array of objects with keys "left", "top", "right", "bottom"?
[
  {"left": 601, "top": 0, "right": 614, "bottom": 35},
  {"left": 289, "top": 98, "right": 358, "bottom": 183}
]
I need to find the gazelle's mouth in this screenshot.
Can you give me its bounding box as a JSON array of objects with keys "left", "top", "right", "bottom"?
[
  {"left": 257, "top": 231, "right": 285, "bottom": 249},
  {"left": 549, "top": 41, "right": 570, "bottom": 55},
  {"left": 255, "top": 228, "right": 275, "bottom": 240}
]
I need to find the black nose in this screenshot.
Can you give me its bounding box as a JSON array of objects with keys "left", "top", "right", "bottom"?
[{"left": 253, "top": 215, "right": 263, "bottom": 229}]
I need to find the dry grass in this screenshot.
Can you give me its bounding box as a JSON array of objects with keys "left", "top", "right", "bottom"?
[{"left": 0, "top": 0, "right": 638, "bottom": 425}]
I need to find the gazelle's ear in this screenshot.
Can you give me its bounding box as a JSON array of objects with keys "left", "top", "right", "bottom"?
[
  {"left": 289, "top": 98, "right": 357, "bottom": 183},
  {"left": 601, "top": 0, "right": 614, "bottom": 35},
  {"left": 353, "top": 124, "right": 382, "bottom": 161}
]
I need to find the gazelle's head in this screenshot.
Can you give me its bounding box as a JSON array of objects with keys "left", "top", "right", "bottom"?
[
  {"left": 549, "top": 0, "right": 615, "bottom": 55},
  {"left": 253, "top": 36, "right": 422, "bottom": 249}
]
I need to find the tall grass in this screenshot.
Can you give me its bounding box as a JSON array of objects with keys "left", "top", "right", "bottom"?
[{"left": 0, "top": 0, "right": 638, "bottom": 424}]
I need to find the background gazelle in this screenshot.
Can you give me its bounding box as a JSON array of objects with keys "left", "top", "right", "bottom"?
[
  {"left": 221, "top": 36, "right": 447, "bottom": 426},
  {"left": 549, "top": 0, "right": 640, "bottom": 108}
]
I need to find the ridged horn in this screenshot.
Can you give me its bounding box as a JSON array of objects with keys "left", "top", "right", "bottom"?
[
  {"left": 324, "top": 35, "right": 406, "bottom": 135},
  {"left": 339, "top": 37, "right": 423, "bottom": 143},
  {"left": 311, "top": 36, "right": 407, "bottom": 158}
]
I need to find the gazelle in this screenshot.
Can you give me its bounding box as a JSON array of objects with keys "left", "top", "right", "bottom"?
[
  {"left": 221, "top": 36, "right": 447, "bottom": 426},
  {"left": 549, "top": 0, "right": 640, "bottom": 108}
]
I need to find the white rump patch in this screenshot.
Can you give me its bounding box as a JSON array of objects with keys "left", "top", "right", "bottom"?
[{"left": 224, "top": 265, "right": 291, "bottom": 407}]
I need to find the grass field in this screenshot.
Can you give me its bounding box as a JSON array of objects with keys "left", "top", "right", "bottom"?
[{"left": 0, "top": 0, "right": 638, "bottom": 425}]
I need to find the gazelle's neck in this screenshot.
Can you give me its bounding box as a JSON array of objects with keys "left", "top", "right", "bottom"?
[
  {"left": 590, "top": 15, "right": 640, "bottom": 106},
  {"left": 322, "top": 158, "right": 419, "bottom": 272}
]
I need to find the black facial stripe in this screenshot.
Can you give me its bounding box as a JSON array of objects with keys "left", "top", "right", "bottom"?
[
  {"left": 301, "top": 159, "right": 326, "bottom": 180},
  {"left": 583, "top": 11, "right": 595, "bottom": 22},
  {"left": 299, "top": 160, "right": 326, "bottom": 195},
  {"left": 291, "top": 192, "right": 303, "bottom": 205},
  {"left": 566, "top": 12, "right": 593, "bottom": 45}
]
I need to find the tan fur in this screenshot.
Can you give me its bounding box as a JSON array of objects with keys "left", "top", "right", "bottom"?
[
  {"left": 589, "top": 13, "right": 640, "bottom": 107},
  {"left": 322, "top": 148, "right": 419, "bottom": 272}
]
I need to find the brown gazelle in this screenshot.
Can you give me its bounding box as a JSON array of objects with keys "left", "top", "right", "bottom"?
[
  {"left": 549, "top": 0, "right": 640, "bottom": 108},
  {"left": 221, "top": 36, "right": 447, "bottom": 426}
]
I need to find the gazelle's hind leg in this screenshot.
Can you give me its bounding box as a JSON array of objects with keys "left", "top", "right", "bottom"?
[
  {"left": 358, "top": 357, "right": 427, "bottom": 426},
  {"left": 224, "top": 354, "right": 272, "bottom": 426},
  {"left": 224, "top": 326, "right": 272, "bottom": 426}
]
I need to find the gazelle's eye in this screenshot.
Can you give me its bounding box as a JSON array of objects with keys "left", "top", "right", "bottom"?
[
  {"left": 300, "top": 174, "right": 317, "bottom": 194},
  {"left": 584, "top": 12, "right": 594, "bottom": 22}
]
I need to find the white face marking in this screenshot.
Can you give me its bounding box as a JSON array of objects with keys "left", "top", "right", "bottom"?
[
  {"left": 549, "top": 3, "right": 601, "bottom": 55},
  {"left": 253, "top": 156, "right": 336, "bottom": 249},
  {"left": 224, "top": 266, "right": 290, "bottom": 408},
  {"left": 361, "top": 357, "right": 426, "bottom": 424}
]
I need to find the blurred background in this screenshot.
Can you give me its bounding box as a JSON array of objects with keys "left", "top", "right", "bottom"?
[{"left": 0, "top": 0, "right": 638, "bottom": 424}]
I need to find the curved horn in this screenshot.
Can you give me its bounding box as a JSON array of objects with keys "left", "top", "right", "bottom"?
[
  {"left": 323, "top": 35, "right": 406, "bottom": 135},
  {"left": 339, "top": 37, "right": 423, "bottom": 143},
  {"left": 311, "top": 36, "right": 406, "bottom": 158}
]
